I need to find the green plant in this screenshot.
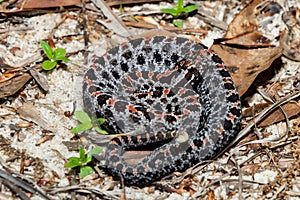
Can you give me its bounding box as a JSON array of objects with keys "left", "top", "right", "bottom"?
[
  {"left": 71, "top": 111, "right": 108, "bottom": 135},
  {"left": 66, "top": 146, "right": 103, "bottom": 178},
  {"left": 40, "top": 41, "right": 70, "bottom": 70},
  {"left": 161, "top": 0, "right": 198, "bottom": 27}
]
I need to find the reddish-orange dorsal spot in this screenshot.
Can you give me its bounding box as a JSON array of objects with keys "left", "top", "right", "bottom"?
[
  {"left": 188, "top": 95, "right": 198, "bottom": 105},
  {"left": 92, "top": 91, "right": 102, "bottom": 96},
  {"left": 183, "top": 109, "right": 190, "bottom": 115},
  {"left": 155, "top": 113, "right": 164, "bottom": 119},
  {"left": 229, "top": 90, "right": 236, "bottom": 95},
  {"left": 85, "top": 78, "right": 94, "bottom": 86},
  {"left": 218, "top": 127, "right": 224, "bottom": 135},
  {"left": 224, "top": 77, "right": 232, "bottom": 83},
  {"left": 107, "top": 98, "right": 115, "bottom": 106},
  {"left": 207, "top": 49, "right": 213, "bottom": 54},
  {"left": 178, "top": 88, "right": 186, "bottom": 95},
  {"left": 217, "top": 63, "right": 225, "bottom": 69},
  {"left": 127, "top": 104, "right": 138, "bottom": 113},
  {"left": 148, "top": 71, "right": 154, "bottom": 78},
  {"left": 203, "top": 137, "right": 209, "bottom": 145},
  {"left": 229, "top": 113, "right": 236, "bottom": 123},
  {"left": 136, "top": 71, "right": 142, "bottom": 78},
  {"left": 126, "top": 75, "right": 132, "bottom": 82},
  {"left": 91, "top": 64, "right": 97, "bottom": 70},
  {"left": 163, "top": 88, "right": 170, "bottom": 95},
  {"left": 233, "top": 102, "right": 239, "bottom": 108},
  {"left": 156, "top": 70, "right": 173, "bottom": 80}
]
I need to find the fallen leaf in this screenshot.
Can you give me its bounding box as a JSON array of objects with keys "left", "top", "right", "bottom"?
[
  {"left": 258, "top": 101, "right": 300, "bottom": 127},
  {"left": 211, "top": 0, "right": 284, "bottom": 96},
  {"left": 15, "top": 0, "right": 86, "bottom": 9},
  {"left": 17, "top": 102, "right": 54, "bottom": 132},
  {"left": 211, "top": 44, "right": 282, "bottom": 96},
  {"left": 0, "top": 73, "right": 32, "bottom": 98}
]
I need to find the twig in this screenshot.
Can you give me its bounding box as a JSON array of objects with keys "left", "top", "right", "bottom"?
[
  {"left": 92, "top": 0, "right": 131, "bottom": 38},
  {"left": 0, "top": 168, "right": 50, "bottom": 200}
]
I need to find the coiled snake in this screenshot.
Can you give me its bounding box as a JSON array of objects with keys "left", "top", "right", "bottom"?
[{"left": 83, "top": 36, "right": 241, "bottom": 185}]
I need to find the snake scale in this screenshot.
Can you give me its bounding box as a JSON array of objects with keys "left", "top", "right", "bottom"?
[{"left": 83, "top": 36, "right": 242, "bottom": 185}]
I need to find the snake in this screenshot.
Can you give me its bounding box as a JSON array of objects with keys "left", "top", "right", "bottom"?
[{"left": 82, "top": 36, "right": 242, "bottom": 185}]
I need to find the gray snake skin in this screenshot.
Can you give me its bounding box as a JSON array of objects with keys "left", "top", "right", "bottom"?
[{"left": 83, "top": 36, "right": 242, "bottom": 185}]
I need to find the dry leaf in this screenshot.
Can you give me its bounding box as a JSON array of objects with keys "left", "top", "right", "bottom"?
[
  {"left": 0, "top": 73, "right": 32, "bottom": 98},
  {"left": 211, "top": 44, "right": 282, "bottom": 96},
  {"left": 15, "top": 0, "right": 85, "bottom": 9},
  {"left": 225, "top": 0, "right": 263, "bottom": 38},
  {"left": 17, "top": 102, "right": 54, "bottom": 132},
  {"left": 258, "top": 101, "right": 300, "bottom": 127},
  {"left": 211, "top": 0, "right": 284, "bottom": 96}
]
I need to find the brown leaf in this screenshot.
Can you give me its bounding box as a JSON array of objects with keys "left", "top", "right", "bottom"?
[
  {"left": 15, "top": 0, "right": 84, "bottom": 9},
  {"left": 17, "top": 102, "right": 54, "bottom": 132},
  {"left": 211, "top": 0, "right": 283, "bottom": 96},
  {"left": 211, "top": 43, "right": 282, "bottom": 96},
  {"left": 258, "top": 101, "right": 300, "bottom": 127},
  {"left": 0, "top": 67, "right": 24, "bottom": 83},
  {"left": 35, "top": 135, "right": 55, "bottom": 146},
  {"left": 242, "top": 102, "right": 272, "bottom": 117},
  {"left": 220, "top": 31, "right": 273, "bottom": 47},
  {"left": 225, "top": 0, "right": 262, "bottom": 38},
  {"left": 0, "top": 73, "right": 32, "bottom": 98}
]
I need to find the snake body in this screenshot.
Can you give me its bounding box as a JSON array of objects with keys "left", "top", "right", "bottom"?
[{"left": 83, "top": 36, "right": 241, "bottom": 185}]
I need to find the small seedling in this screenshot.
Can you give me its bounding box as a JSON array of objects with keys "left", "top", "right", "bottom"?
[
  {"left": 161, "top": 0, "right": 198, "bottom": 27},
  {"left": 40, "top": 41, "right": 70, "bottom": 70},
  {"left": 66, "top": 146, "right": 103, "bottom": 178},
  {"left": 71, "top": 111, "right": 108, "bottom": 135}
]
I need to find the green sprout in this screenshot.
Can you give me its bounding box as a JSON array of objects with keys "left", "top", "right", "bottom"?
[
  {"left": 66, "top": 146, "right": 103, "bottom": 178},
  {"left": 40, "top": 41, "right": 70, "bottom": 70},
  {"left": 161, "top": 0, "right": 198, "bottom": 27},
  {"left": 71, "top": 111, "right": 108, "bottom": 135}
]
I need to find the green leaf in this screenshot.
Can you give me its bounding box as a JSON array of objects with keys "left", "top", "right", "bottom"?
[
  {"left": 97, "top": 118, "right": 106, "bottom": 125},
  {"left": 88, "top": 146, "right": 103, "bottom": 156},
  {"left": 95, "top": 127, "right": 109, "bottom": 135},
  {"left": 42, "top": 60, "right": 57, "bottom": 70},
  {"left": 85, "top": 154, "right": 93, "bottom": 163},
  {"left": 53, "top": 48, "right": 68, "bottom": 61},
  {"left": 60, "top": 57, "right": 70, "bottom": 62},
  {"left": 177, "top": 0, "right": 184, "bottom": 9},
  {"left": 182, "top": 5, "right": 198, "bottom": 13},
  {"left": 71, "top": 122, "right": 93, "bottom": 133},
  {"left": 79, "top": 146, "right": 86, "bottom": 160},
  {"left": 66, "top": 157, "right": 82, "bottom": 168},
  {"left": 74, "top": 111, "right": 92, "bottom": 123},
  {"left": 161, "top": 8, "right": 179, "bottom": 17},
  {"left": 80, "top": 166, "right": 94, "bottom": 178},
  {"left": 130, "top": 15, "right": 139, "bottom": 22},
  {"left": 40, "top": 41, "right": 53, "bottom": 59},
  {"left": 173, "top": 19, "right": 183, "bottom": 28},
  {"left": 119, "top": 3, "right": 123, "bottom": 13}
]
